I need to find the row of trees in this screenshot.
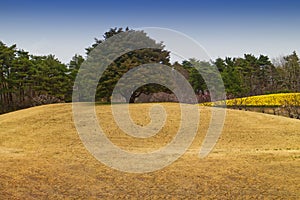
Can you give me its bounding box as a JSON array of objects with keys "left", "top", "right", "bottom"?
[
  {"left": 1, "top": 27, "right": 299, "bottom": 114},
  {"left": 214, "top": 52, "right": 300, "bottom": 97},
  {"left": 167, "top": 51, "right": 300, "bottom": 102},
  {"left": 0, "top": 41, "right": 74, "bottom": 113}
]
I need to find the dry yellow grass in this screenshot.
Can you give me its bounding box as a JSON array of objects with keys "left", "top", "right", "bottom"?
[{"left": 0, "top": 103, "right": 299, "bottom": 199}]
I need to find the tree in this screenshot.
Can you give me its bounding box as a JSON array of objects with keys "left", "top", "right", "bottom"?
[
  {"left": 256, "top": 55, "right": 274, "bottom": 94},
  {"left": 181, "top": 60, "right": 207, "bottom": 95},
  {"left": 31, "top": 55, "right": 70, "bottom": 99},
  {"left": 0, "top": 41, "right": 16, "bottom": 112},
  {"left": 11, "top": 50, "right": 34, "bottom": 105},
  {"left": 189, "top": 58, "right": 225, "bottom": 102},
  {"left": 81, "top": 27, "right": 171, "bottom": 103},
  {"left": 67, "top": 54, "right": 85, "bottom": 101},
  {"left": 215, "top": 57, "right": 245, "bottom": 97},
  {"left": 69, "top": 54, "right": 84, "bottom": 79},
  {"left": 282, "top": 51, "right": 300, "bottom": 92}
]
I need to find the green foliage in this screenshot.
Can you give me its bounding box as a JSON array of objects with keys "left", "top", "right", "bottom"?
[
  {"left": 82, "top": 27, "right": 171, "bottom": 103},
  {"left": 180, "top": 60, "right": 207, "bottom": 94},
  {"left": 213, "top": 52, "right": 299, "bottom": 99},
  {"left": 0, "top": 42, "right": 71, "bottom": 113},
  {"left": 1, "top": 27, "right": 299, "bottom": 113}
]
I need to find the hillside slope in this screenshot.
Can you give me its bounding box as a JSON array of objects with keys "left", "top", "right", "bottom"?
[{"left": 0, "top": 103, "right": 299, "bottom": 199}]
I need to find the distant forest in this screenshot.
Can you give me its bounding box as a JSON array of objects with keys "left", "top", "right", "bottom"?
[{"left": 1, "top": 27, "right": 299, "bottom": 114}]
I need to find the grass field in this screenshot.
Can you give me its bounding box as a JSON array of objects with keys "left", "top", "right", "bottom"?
[{"left": 0, "top": 103, "right": 299, "bottom": 199}]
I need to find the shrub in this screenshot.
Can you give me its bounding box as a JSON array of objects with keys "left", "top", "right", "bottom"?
[{"left": 32, "top": 94, "right": 63, "bottom": 106}]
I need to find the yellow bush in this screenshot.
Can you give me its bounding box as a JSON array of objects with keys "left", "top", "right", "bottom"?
[{"left": 200, "top": 93, "right": 300, "bottom": 106}]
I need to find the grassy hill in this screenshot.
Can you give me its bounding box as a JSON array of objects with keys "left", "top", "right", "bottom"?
[{"left": 0, "top": 103, "right": 299, "bottom": 199}]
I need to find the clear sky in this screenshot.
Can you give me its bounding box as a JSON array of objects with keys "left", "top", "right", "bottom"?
[{"left": 1, "top": 0, "right": 300, "bottom": 63}]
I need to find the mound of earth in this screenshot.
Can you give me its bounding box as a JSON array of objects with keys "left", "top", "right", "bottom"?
[{"left": 0, "top": 103, "right": 299, "bottom": 199}]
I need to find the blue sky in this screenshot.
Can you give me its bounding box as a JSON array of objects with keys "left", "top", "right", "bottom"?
[{"left": 1, "top": 0, "right": 300, "bottom": 63}]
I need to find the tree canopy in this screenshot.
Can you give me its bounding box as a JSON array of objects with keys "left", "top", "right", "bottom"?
[
  {"left": 0, "top": 27, "right": 299, "bottom": 114},
  {"left": 78, "top": 27, "right": 171, "bottom": 103}
]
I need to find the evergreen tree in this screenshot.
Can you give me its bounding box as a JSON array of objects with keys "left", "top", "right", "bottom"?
[{"left": 82, "top": 27, "right": 171, "bottom": 103}]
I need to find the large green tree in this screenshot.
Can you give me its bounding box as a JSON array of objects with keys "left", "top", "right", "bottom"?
[{"left": 82, "top": 27, "right": 171, "bottom": 103}]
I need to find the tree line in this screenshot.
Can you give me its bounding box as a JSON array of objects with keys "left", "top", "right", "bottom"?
[
  {"left": 0, "top": 27, "right": 299, "bottom": 113},
  {"left": 0, "top": 42, "right": 73, "bottom": 113}
]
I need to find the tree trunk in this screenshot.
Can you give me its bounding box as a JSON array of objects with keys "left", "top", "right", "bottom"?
[{"left": 129, "top": 96, "right": 135, "bottom": 103}]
